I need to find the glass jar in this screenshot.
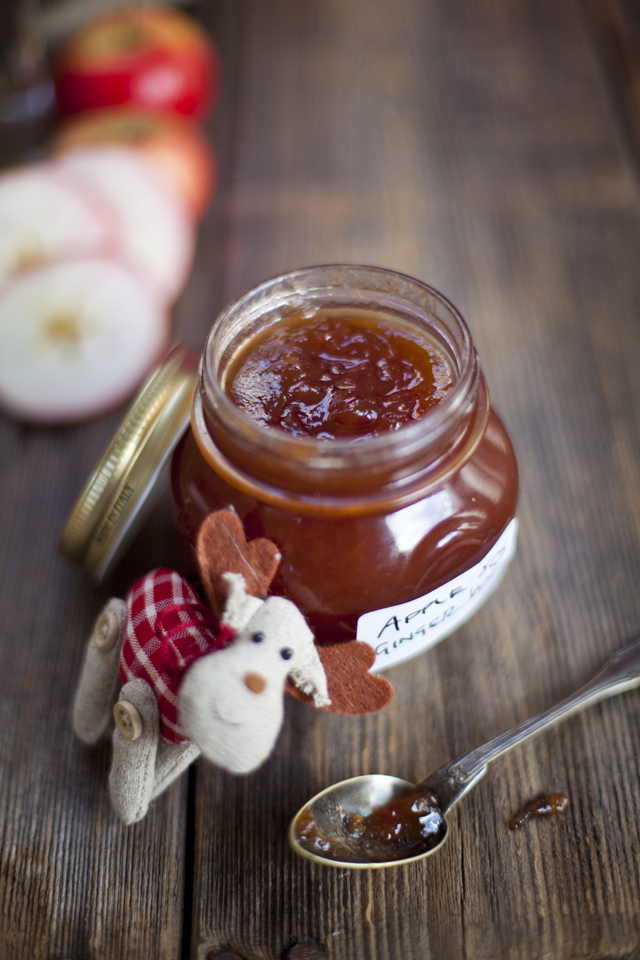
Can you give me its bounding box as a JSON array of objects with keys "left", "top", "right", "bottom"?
[{"left": 172, "top": 265, "right": 518, "bottom": 669}]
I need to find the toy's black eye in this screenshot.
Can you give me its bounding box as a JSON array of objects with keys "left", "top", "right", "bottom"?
[
  {"left": 251, "top": 631, "right": 265, "bottom": 643},
  {"left": 280, "top": 648, "right": 293, "bottom": 660}
]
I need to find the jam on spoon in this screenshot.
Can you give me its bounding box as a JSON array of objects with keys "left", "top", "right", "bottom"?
[{"left": 293, "top": 785, "right": 446, "bottom": 864}]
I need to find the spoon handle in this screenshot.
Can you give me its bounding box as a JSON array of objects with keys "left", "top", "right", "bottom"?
[{"left": 421, "top": 636, "right": 640, "bottom": 813}]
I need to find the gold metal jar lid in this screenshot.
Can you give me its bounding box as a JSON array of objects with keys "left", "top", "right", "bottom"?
[{"left": 58, "top": 343, "right": 199, "bottom": 582}]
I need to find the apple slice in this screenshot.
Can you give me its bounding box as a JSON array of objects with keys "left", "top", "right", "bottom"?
[
  {"left": 0, "top": 163, "right": 116, "bottom": 284},
  {"left": 56, "top": 146, "right": 195, "bottom": 302},
  {"left": 0, "top": 258, "right": 169, "bottom": 424},
  {"left": 51, "top": 106, "right": 217, "bottom": 219}
]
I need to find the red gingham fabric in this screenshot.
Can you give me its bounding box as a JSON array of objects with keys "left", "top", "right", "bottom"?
[{"left": 119, "top": 569, "right": 235, "bottom": 745}]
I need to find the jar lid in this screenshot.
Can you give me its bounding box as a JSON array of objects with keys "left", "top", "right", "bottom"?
[{"left": 58, "top": 343, "right": 199, "bottom": 582}]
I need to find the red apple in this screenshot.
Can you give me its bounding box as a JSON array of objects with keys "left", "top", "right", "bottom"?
[
  {"left": 53, "top": 6, "right": 221, "bottom": 119},
  {"left": 51, "top": 105, "right": 217, "bottom": 219}
]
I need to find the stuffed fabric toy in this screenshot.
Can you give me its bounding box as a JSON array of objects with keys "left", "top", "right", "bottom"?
[{"left": 72, "top": 509, "right": 392, "bottom": 824}]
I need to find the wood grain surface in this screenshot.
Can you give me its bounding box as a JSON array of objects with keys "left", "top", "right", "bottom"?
[{"left": 1, "top": 0, "right": 640, "bottom": 958}]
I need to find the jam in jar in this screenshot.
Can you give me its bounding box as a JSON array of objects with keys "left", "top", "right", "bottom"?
[
  {"left": 224, "top": 307, "right": 456, "bottom": 439},
  {"left": 172, "top": 265, "right": 518, "bottom": 668}
]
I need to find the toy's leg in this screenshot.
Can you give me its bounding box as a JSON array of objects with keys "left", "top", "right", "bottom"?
[
  {"left": 109, "top": 678, "right": 159, "bottom": 825},
  {"left": 151, "top": 741, "right": 201, "bottom": 801},
  {"left": 72, "top": 598, "right": 127, "bottom": 744}
]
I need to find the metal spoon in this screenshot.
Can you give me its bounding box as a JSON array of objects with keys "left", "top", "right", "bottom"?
[{"left": 289, "top": 636, "right": 640, "bottom": 868}]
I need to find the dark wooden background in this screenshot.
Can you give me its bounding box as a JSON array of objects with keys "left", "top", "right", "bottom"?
[{"left": 1, "top": 0, "right": 640, "bottom": 957}]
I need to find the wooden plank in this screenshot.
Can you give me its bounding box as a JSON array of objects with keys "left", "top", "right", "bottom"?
[
  {"left": 0, "top": 2, "right": 244, "bottom": 956},
  {"left": 583, "top": 0, "right": 640, "bottom": 163},
  {"left": 189, "top": 0, "right": 640, "bottom": 958},
  {"left": 0, "top": 417, "right": 192, "bottom": 958}
]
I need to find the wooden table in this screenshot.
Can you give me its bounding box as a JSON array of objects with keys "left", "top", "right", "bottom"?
[{"left": 2, "top": 0, "right": 640, "bottom": 957}]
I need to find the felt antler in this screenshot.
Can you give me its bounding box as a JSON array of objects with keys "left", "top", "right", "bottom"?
[
  {"left": 196, "top": 509, "right": 281, "bottom": 618},
  {"left": 286, "top": 643, "right": 393, "bottom": 715},
  {"left": 196, "top": 509, "right": 393, "bottom": 715}
]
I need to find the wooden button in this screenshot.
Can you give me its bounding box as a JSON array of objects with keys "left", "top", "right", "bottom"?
[
  {"left": 93, "top": 607, "right": 121, "bottom": 651},
  {"left": 244, "top": 672, "right": 267, "bottom": 694},
  {"left": 113, "top": 700, "right": 143, "bottom": 740}
]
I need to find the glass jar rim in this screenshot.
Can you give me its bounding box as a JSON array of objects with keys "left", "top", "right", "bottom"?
[
  {"left": 199, "top": 264, "right": 479, "bottom": 470},
  {"left": 191, "top": 378, "right": 490, "bottom": 516}
]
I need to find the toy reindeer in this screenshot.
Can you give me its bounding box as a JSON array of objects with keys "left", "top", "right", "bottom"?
[{"left": 72, "top": 509, "right": 392, "bottom": 824}]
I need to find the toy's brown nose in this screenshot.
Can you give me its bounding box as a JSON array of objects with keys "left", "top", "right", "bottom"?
[{"left": 244, "top": 672, "right": 267, "bottom": 694}]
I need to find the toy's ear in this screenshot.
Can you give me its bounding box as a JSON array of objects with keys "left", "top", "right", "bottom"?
[
  {"left": 220, "top": 572, "right": 263, "bottom": 631},
  {"left": 287, "top": 637, "right": 331, "bottom": 708},
  {"left": 196, "top": 509, "right": 281, "bottom": 616}
]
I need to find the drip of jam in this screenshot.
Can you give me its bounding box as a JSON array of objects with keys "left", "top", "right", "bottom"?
[
  {"left": 508, "top": 793, "right": 569, "bottom": 831},
  {"left": 294, "top": 786, "right": 445, "bottom": 863},
  {"left": 224, "top": 309, "right": 454, "bottom": 440}
]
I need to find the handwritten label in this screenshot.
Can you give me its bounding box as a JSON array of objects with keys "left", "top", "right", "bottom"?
[{"left": 357, "top": 519, "right": 518, "bottom": 671}]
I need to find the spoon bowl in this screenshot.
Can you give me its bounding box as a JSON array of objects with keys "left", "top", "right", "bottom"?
[
  {"left": 289, "top": 635, "right": 640, "bottom": 868},
  {"left": 289, "top": 774, "right": 449, "bottom": 868}
]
